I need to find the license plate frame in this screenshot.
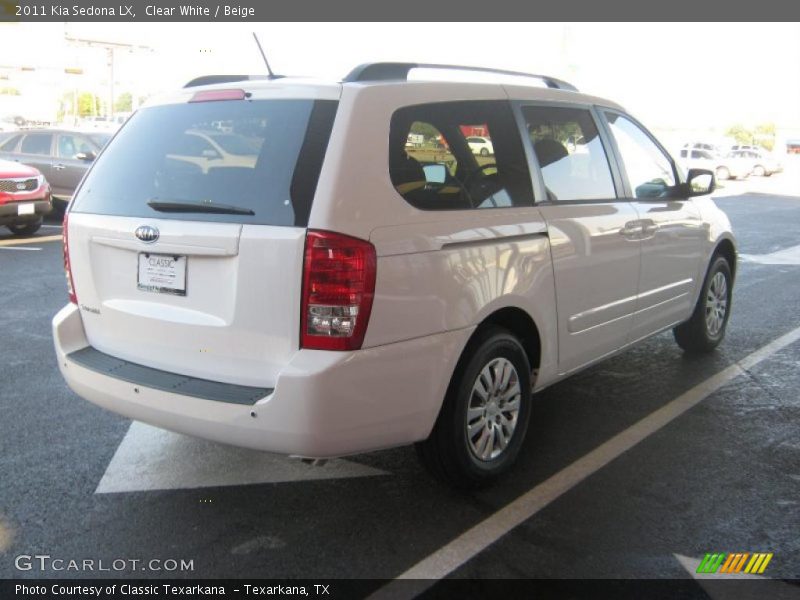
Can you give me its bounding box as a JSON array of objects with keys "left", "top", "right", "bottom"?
[{"left": 137, "top": 253, "right": 187, "bottom": 296}]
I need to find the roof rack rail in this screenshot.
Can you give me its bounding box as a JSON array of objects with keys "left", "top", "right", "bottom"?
[
  {"left": 183, "top": 74, "right": 272, "bottom": 88},
  {"left": 343, "top": 62, "right": 578, "bottom": 92}
]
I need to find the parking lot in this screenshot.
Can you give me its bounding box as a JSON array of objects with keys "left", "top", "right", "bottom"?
[{"left": 1, "top": 181, "right": 799, "bottom": 590}]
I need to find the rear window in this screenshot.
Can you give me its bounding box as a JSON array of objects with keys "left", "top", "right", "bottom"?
[
  {"left": 72, "top": 98, "right": 337, "bottom": 227},
  {"left": 21, "top": 133, "right": 53, "bottom": 155}
]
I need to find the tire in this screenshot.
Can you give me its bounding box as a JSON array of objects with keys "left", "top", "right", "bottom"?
[
  {"left": 480, "top": 148, "right": 489, "bottom": 156},
  {"left": 753, "top": 165, "right": 766, "bottom": 177},
  {"left": 7, "top": 219, "right": 42, "bottom": 237},
  {"left": 715, "top": 166, "right": 730, "bottom": 181},
  {"left": 415, "top": 326, "right": 532, "bottom": 488},
  {"left": 673, "top": 255, "right": 732, "bottom": 354}
]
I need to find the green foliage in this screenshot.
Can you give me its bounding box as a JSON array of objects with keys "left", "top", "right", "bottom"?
[
  {"left": 57, "top": 91, "right": 103, "bottom": 121},
  {"left": 114, "top": 92, "right": 133, "bottom": 113},
  {"left": 409, "top": 121, "right": 441, "bottom": 141},
  {"left": 0, "top": 87, "right": 20, "bottom": 95},
  {"left": 725, "top": 123, "right": 776, "bottom": 151},
  {"left": 754, "top": 123, "right": 776, "bottom": 151},
  {"left": 725, "top": 124, "right": 752, "bottom": 145}
]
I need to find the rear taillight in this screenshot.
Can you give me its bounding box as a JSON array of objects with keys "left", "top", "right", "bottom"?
[
  {"left": 63, "top": 212, "right": 77, "bottom": 304},
  {"left": 301, "top": 230, "right": 377, "bottom": 351}
]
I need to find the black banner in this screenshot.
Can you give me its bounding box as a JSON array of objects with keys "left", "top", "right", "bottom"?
[
  {"left": 3, "top": 579, "right": 800, "bottom": 600},
  {"left": 2, "top": 0, "right": 800, "bottom": 22}
]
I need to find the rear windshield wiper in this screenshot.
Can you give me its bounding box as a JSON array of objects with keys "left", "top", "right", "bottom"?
[{"left": 147, "top": 199, "right": 255, "bottom": 216}]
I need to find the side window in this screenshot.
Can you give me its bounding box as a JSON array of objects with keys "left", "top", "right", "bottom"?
[
  {"left": 522, "top": 105, "right": 616, "bottom": 202},
  {"left": 389, "top": 101, "right": 534, "bottom": 211},
  {"left": 0, "top": 134, "right": 21, "bottom": 151},
  {"left": 20, "top": 133, "right": 53, "bottom": 156},
  {"left": 57, "top": 134, "right": 94, "bottom": 159},
  {"left": 603, "top": 112, "right": 676, "bottom": 199}
]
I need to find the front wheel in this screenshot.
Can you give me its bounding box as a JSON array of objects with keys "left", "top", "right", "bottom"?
[
  {"left": 674, "top": 255, "right": 733, "bottom": 353},
  {"left": 753, "top": 164, "right": 766, "bottom": 177},
  {"left": 416, "top": 326, "right": 532, "bottom": 488},
  {"left": 715, "top": 166, "right": 731, "bottom": 181},
  {"left": 480, "top": 147, "right": 489, "bottom": 156}
]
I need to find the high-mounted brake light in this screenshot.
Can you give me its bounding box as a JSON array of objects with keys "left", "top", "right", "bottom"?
[
  {"left": 189, "top": 88, "right": 247, "bottom": 103},
  {"left": 301, "top": 230, "right": 377, "bottom": 351},
  {"left": 63, "top": 212, "right": 77, "bottom": 304}
]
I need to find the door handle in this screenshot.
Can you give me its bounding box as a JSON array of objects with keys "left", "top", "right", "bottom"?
[
  {"left": 640, "top": 219, "right": 658, "bottom": 238},
  {"left": 619, "top": 221, "right": 642, "bottom": 239},
  {"left": 53, "top": 164, "right": 66, "bottom": 170}
]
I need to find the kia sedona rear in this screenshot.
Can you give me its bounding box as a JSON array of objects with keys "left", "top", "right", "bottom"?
[{"left": 53, "top": 78, "right": 438, "bottom": 460}]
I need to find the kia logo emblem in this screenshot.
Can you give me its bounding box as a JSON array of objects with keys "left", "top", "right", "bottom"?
[
  {"left": 16, "top": 182, "right": 26, "bottom": 191},
  {"left": 135, "top": 225, "right": 159, "bottom": 243}
]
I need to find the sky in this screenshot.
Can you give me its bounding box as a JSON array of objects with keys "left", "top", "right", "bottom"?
[{"left": 2, "top": 22, "right": 799, "bottom": 135}]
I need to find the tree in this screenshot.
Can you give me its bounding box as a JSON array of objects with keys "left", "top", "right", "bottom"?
[
  {"left": 114, "top": 92, "right": 133, "bottom": 113},
  {"left": 754, "top": 123, "right": 776, "bottom": 151},
  {"left": 725, "top": 124, "right": 753, "bottom": 146},
  {"left": 57, "top": 91, "right": 103, "bottom": 121}
]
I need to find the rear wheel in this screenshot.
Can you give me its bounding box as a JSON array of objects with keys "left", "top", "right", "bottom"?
[
  {"left": 416, "top": 326, "right": 532, "bottom": 488},
  {"left": 7, "top": 220, "right": 42, "bottom": 237},
  {"left": 674, "top": 255, "right": 732, "bottom": 353},
  {"left": 715, "top": 166, "right": 731, "bottom": 181},
  {"left": 480, "top": 147, "right": 489, "bottom": 156},
  {"left": 753, "top": 164, "right": 766, "bottom": 177}
]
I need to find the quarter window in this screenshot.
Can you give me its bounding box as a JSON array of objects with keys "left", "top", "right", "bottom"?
[
  {"left": 0, "top": 134, "right": 21, "bottom": 151},
  {"left": 604, "top": 112, "right": 676, "bottom": 199},
  {"left": 522, "top": 105, "right": 616, "bottom": 202},
  {"left": 389, "top": 101, "right": 534, "bottom": 210}
]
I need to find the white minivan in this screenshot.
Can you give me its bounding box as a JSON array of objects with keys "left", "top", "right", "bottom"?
[{"left": 53, "top": 64, "right": 736, "bottom": 487}]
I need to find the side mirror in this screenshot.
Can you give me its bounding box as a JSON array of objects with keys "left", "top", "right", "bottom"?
[
  {"left": 75, "top": 151, "right": 95, "bottom": 161},
  {"left": 423, "top": 163, "right": 447, "bottom": 185},
  {"left": 685, "top": 168, "right": 715, "bottom": 196}
]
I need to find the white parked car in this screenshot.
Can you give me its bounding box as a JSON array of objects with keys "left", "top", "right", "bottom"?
[
  {"left": 728, "top": 149, "right": 783, "bottom": 177},
  {"left": 678, "top": 148, "right": 750, "bottom": 180},
  {"left": 54, "top": 64, "right": 736, "bottom": 488},
  {"left": 467, "top": 135, "right": 494, "bottom": 156}
]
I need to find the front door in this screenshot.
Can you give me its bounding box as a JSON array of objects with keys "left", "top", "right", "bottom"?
[{"left": 600, "top": 111, "right": 706, "bottom": 342}]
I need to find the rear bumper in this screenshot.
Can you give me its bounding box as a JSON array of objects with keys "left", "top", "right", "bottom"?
[
  {"left": 0, "top": 197, "right": 52, "bottom": 225},
  {"left": 53, "top": 304, "right": 471, "bottom": 458}
]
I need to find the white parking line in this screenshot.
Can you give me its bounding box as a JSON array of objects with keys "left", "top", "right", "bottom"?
[
  {"left": 0, "top": 246, "right": 41, "bottom": 251},
  {"left": 369, "top": 324, "right": 800, "bottom": 598},
  {"left": 741, "top": 243, "right": 800, "bottom": 265},
  {"left": 40, "top": 224, "right": 64, "bottom": 229},
  {"left": 96, "top": 422, "right": 389, "bottom": 493}
]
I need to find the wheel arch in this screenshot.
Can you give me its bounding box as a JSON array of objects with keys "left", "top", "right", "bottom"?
[
  {"left": 452, "top": 306, "right": 542, "bottom": 389},
  {"left": 713, "top": 236, "right": 737, "bottom": 282}
]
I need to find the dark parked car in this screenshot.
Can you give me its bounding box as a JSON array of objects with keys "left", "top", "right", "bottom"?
[
  {"left": 0, "top": 129, "right": 111, "bottom": 208},
  {"left": 0, "top": 158, "right": 52, "bottom": 236}
]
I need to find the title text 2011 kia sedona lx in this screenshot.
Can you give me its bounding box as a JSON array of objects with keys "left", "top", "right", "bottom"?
[{"left": 53, "top": 63, "right": 736, "bottom": 487}]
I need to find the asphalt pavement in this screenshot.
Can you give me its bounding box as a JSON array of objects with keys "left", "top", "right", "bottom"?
[{"left": 0, "top": 192, "right": 798, "bottom": 590}]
